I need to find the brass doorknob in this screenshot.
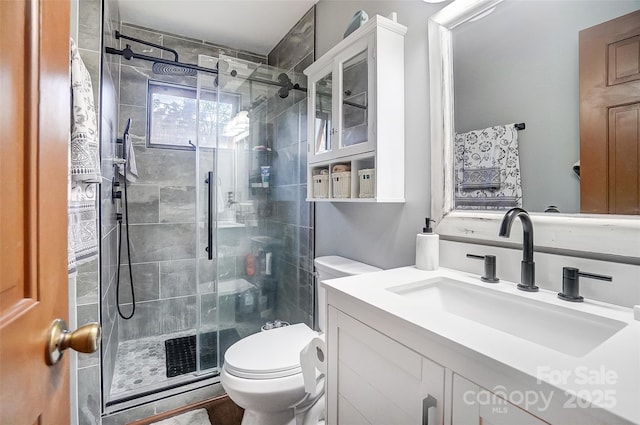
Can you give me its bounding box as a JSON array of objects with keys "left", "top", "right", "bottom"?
[{"left": 46, "top": 319, "right": 101, "bottom": 365}]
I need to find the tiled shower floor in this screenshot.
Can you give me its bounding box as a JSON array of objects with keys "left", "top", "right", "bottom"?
[
  {"left": 109, "top": 330, "right": 193, "bottom": 398},
  {"left": 109, "top": 324, "right": 258, "bottom": 398}
]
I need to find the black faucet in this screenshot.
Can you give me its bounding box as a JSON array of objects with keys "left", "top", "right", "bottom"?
[
  {"left": 498, "top": 207, "right": 538, "bottom": 292},
  {"left": 558, "top": 267, "right": 612, "bottom": 302}
]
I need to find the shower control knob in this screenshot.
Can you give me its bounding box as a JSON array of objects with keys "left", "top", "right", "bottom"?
[{"left": 46, "top": 319, "right": 101, "bottom": 365}]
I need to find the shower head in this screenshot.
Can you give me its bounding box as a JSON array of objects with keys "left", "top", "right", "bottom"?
[{"left": 152, "top": 62, "right": 197, "bottom": 77}]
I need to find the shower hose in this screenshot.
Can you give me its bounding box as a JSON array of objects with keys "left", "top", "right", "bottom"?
[{"left": 115, "top": 132, "right": 136, "bottom": 320}]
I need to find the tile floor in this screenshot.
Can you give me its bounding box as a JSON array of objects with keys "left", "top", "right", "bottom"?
[
  {"left": 109, "top": 323, "right": 259, "bottom": 398},
  {"left": 110, "top": 330, "right": 194, "bottom": 397}
]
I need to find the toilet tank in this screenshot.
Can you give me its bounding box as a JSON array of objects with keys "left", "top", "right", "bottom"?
[{"left": 314, "top": 256, "right": 381, "bottom": 332}]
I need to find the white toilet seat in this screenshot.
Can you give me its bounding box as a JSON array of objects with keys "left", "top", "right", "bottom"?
[
  {"left": 221, "top": 324, "right": 321, "bottom": 425},
  {"left": 224, "top": 323, "right": 317, "bottom": 379}
]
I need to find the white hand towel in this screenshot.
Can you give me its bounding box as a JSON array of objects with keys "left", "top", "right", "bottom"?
[
  {"left": 118, "top": 134, "right": 139, "bottom": 182},
  {"left": 67, "top": 183, "right": 99, "bottom": 274},
  {"left": 69, "top": 38, "right": 100, "bottom": 275},
  {"left": 70, "top": 39, "right": 101, "bottom": 183}
]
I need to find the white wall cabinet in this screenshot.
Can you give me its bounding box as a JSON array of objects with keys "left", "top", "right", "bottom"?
[
  {"left": 304, "top": 15, "right": 406, "bottom": 202},
  {"left": 326, "top": 307, "right": 445, "bottom": 425}
]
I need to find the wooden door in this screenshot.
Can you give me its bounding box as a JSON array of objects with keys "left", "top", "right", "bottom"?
[
  {"left": 0, "top": 0, "right": 71, "bottom": 424},
  {"left": 580, "top": 10, "right": 640, "bottom": 214}
]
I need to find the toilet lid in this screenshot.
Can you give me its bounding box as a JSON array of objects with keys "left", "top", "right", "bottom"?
[{"left": 224, "top": 323, "right": 317, "bottom": 379}]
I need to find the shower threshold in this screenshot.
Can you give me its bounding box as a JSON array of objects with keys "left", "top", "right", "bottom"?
[
  {"left": 104, "top": 374, "right": 222, "bottom": 415},
  {"left": 106, "top": 372, "right": 218, "bottom": 409}
]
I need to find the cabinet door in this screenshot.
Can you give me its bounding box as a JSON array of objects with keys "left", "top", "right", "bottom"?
[
  {"left": 309, "top": 63, "right": 334, "bottom": 162},
  {"left": 327, "top": 309, "right": 444, "bottom": 425},
  {"left": 308, "top": 36, "right": 375, "bottom": 164},
  {"left": 452, "top": 374, "right": 549, "bottom": 425},
  {"left": 335, "top": 35, "right": 375, "bottom": 158},
  {"left": 336, "top": 35, "right": 374, "bottom": 156}
]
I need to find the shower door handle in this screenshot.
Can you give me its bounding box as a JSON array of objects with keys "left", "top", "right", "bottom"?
[{"left": 205, "top": 171, "right": 213, "bottom": 260}]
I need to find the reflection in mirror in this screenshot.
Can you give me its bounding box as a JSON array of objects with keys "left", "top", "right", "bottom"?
[
  {"left": 452, "top": 0, "right": 639, "bottom": 214},
  {"left": 342, "top": 49, "right": 368, "bottom": 147},
  {"left": 315, "top": 73, "right": 333, "bottom": 155},
  {"left": 428, "top": 0, "right": 640, "bottom": 261}
]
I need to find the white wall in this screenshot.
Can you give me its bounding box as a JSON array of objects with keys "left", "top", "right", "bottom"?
[{"left": 314, "top": 0, "right": 444, "bottom": 269}]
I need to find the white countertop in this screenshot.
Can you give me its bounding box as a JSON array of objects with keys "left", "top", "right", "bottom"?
[{"left": 321, "top": 266, "right": 640, "bottom": 424}]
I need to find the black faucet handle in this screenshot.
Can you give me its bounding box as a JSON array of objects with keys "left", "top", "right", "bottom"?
[
  {"left": 558, "top": 267, "right": 612, "bottom": 302},
  {"left": 466, "top": 254, "right": 499, "bottom": 283}
]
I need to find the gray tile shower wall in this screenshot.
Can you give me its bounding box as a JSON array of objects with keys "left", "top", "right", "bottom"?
[
  {"left": 266, "top": 7, "right": 315, "bottom": 327},
  {"left": 78, "top": 365, "right": 102, "bottom": 425}
]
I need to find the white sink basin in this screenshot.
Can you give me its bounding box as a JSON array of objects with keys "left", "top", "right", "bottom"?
[{"left": 387, "top": 277, "right": 627, "bottom": 357}]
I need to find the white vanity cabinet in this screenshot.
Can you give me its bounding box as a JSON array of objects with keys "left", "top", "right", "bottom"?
[
  {"left": 304, "top": 15, "right": 406, "bottom": 202},
  {"left": 326, "top": 307, "right": 445, "bottom": 425},
  {"left": 452, "top": 374, "right": 549, "bottom": 425},
  {"left": 323, "top": 266, "right": 639, "bottom": 425},
  {"left": 326, "top": 307, "right": 549, "bottom": 425}
]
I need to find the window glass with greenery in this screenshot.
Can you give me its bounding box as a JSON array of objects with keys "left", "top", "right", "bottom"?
[{"left": 147, "top": 81, "right": 238, "bottom": 149}]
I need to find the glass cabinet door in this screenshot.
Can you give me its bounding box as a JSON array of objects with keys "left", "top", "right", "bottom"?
[
  {"left": 307, "top": 36, "right": 373, "bottom": 163},
  {"left": 340, "top": 48, "right": 368, "bottom": 149},
  {"left": 313, "top": 71, "right": 333, "bottom": 156}
]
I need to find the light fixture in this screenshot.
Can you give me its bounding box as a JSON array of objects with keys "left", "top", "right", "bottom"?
[{"left": 423, "top": 0, "right": 449, "bottom": 3}]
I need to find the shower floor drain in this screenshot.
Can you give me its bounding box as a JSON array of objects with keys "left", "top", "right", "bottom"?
[{"left": 164, "top": 328, "right": 240, "bottom": 378}]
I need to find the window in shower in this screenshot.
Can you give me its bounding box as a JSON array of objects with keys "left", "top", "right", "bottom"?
[{"left": 147, "top": 81, "right": 238, "bottom": 150}]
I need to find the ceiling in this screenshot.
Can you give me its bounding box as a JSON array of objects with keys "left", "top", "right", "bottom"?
[{"left": 117, "top": 0, "right": 318, "bottom": 56}]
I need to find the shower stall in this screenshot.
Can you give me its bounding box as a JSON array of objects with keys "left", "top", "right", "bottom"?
[{"left": 101, "top": 33, "right": 314, "bottom": 410}]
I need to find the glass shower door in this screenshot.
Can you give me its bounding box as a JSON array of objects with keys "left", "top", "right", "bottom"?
[
  {"left": 214, "top": 54, "right": 274, "bottom": 343},
  {"left": 195, "top": 53, "right": 310, "bottom": 375},
  {"left": 195, "top": 54, "right": 264, "bottom": 376},
  {"left": 195, "top": 55, "right": 226, "bottom": 376}
]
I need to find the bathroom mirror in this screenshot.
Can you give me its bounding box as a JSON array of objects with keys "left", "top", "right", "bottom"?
[
  {"left": 452, "top": 0, "right": 639, "bottom": 214},
  {"left": 429, "top": 0, "right": 640, "bottom": 262}
]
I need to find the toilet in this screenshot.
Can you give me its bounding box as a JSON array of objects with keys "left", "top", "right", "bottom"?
[{"left": 220, "top": 256, "right": 381, "bottom": 425}]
